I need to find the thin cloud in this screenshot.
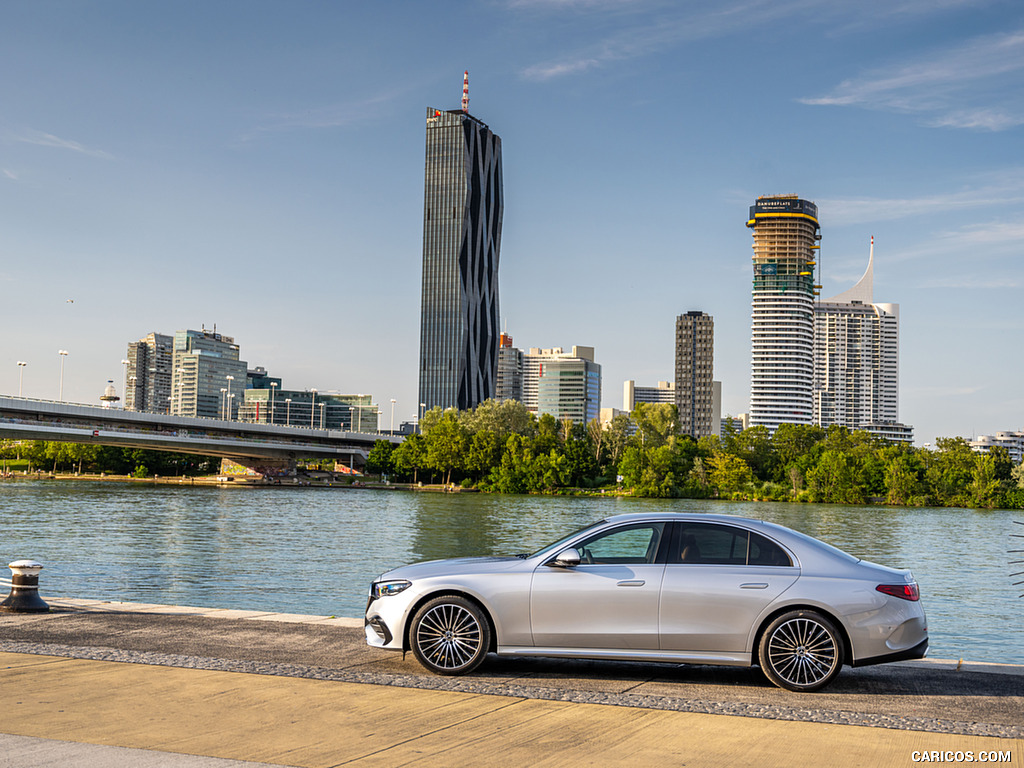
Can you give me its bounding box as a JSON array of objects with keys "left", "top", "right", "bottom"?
[
  {"left": 10, "top": 129, "right": 113, "bottom": 159},
  {"left": 800, "top": 29, "right": 1024, "bottom": 131},
  {"left": 921, "top": 275, "right": 1021, "bottom": 289},
  {"left": 3, "top": 169, "right": 16, "bottom": 180},
  {"left": 904, "top": 385, "right": 984, "bottom": 397},
  {"left": 517, "top": 0, "right": 984, "bottom": 81},
  {"left": 244, "top": 87, "right": 414, "bottom": 140},
  {"left": 821, "top": 177, "right": 1024, "bottom": 226}
]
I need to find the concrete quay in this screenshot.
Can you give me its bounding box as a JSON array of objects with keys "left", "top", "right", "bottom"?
[{"left": 1, "top": 598, "right": 1022, "bottom": 767}]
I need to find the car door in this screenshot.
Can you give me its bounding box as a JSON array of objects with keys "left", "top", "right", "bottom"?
[
  {"left": 530, "top": 522, "right": 667, "bottom": 650},
  {"left": 659, "top": 522, "right": 800, "bottom": 653}
]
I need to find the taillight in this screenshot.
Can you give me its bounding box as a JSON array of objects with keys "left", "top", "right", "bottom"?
[{"left": 876, "top": 583, "right": 920, "bottom": 601}]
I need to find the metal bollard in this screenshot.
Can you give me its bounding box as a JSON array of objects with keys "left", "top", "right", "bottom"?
[{"left": 0, "top": 560, "right": 50, "bottom": 613}]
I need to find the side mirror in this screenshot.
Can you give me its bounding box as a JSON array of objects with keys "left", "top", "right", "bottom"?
[{"left": 551, "top": 548, "right": 581, "bottom": 568}]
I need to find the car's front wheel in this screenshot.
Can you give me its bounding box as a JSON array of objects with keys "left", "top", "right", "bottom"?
[
  {"left": 410, "top": 595, "right": 491, "bottom": 675},
  {"left": 758, "top": 610, "right": 844, "bottom": 692}
]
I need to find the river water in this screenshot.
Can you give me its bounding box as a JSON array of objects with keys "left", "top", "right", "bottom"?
[{"left": 1, "top": 481, "right": 1021, "bottom": 664}]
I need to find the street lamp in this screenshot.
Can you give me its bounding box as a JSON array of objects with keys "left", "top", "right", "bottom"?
[
  {"left": 390, "top": 398, "right": 397, "bottom": 434},
  {"left": 121, "top": 359, "right": 129, "bottom": 409},
  {"left": 16, "top": 361, "right": 26, "bottom": 397},
  {"left": 319, "top": 401, "right": 325, "bottom": 430},
  {"left": 220, "top": 388, "right": 227, "bottom": 419},
  {"left": 228, "top": 393, "right": 235, "bottom": 422},
  {"left": 419, "top": 402, "right": 426, "bottom": 433},
  {"left": 225, "top": 375, "right": 234, "bottom": 420},
  {"left": 58, "top": 350, "right": 68, "bottom": 401},
  {"left": 285, "top": 398, "right": 292, "bottom": 426},
  {"left": 310, "top": 389, "right": 317, "bottom": 429},
  {"left": 176, "top": 367, "right": 185, "bottom": 415},
  {"left": 270, "top": 381, "right": 278, "bottom": 424}
]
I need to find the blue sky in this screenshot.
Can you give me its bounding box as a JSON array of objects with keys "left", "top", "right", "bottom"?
[{"left": 2, "top": 0, "right": 1022, "bottom": 444}]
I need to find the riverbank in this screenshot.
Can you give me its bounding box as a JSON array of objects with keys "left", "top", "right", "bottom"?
[{"left": 1, "top": 598, "right": 1021, "bottom": 767}]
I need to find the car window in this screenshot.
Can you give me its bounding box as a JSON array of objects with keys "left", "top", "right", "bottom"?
[
  {"left": 528, "top": 519, "right": 608, "bottom": 559},
  {"left": 748, "top": 532, "right": 792, "bottom": 566},
  {"left": 671, "top": 524, "right": 794, "bottom": 566},
  {"left": 675, "top": 523, "right": 747, "bottom": 565},
  {"left": 577, "top": 523, "right": 665, "bottom": 565}
]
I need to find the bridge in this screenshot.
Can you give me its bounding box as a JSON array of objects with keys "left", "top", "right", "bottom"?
[{"left": 0, "top": 396, "right": 402, "bottom": 476}]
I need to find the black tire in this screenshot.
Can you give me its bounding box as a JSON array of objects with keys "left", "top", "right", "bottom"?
[
  {"left": 758, "top": 610, "right": 844, "bottom": 692},
  {"left": 410, "top": 595, "right": 491, "bottom": 676}
]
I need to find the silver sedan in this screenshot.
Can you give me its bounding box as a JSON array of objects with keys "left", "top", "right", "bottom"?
[{"left": 364, "top": 512, "right": 928, "bottom": 691}]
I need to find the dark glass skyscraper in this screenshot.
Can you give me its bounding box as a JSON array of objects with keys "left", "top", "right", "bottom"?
[{"left": 418, "top": 102, "right": 503, "bottom": 412}]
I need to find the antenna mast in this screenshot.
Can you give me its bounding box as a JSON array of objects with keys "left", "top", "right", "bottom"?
[{"left": 461, "top": 71, "right": 469, "bottom": 113}]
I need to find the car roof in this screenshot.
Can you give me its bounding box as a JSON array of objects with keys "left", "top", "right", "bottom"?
[{"left": 602, "top": 511, "right": 767, "bottom": 526}]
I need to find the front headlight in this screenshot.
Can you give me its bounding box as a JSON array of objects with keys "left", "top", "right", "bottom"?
[{"left": 370, "top": 579, "right": 412, "bottom": 599}]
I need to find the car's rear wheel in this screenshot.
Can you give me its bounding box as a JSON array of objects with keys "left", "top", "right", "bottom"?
[
  {"left": 758, "top": 610, "right": 844, "bottom": 692},
  {"left": 410, "top": 595, "right": 490, "bottom": 675}
]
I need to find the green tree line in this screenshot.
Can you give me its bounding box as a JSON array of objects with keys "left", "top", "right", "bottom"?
[
  {"left": 364, "top": 400, "right": 1024, "bottom": 509},
  {"left": 0, "top": 440, "right": 220, "bottom": 478}
]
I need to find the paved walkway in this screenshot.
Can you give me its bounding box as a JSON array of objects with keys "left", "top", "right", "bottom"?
[{"left": 0, "top": 600, "right": 1021, "bottom": 767}]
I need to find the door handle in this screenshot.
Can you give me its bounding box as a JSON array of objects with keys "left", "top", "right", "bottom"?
[
  {"left": 617, "top": 580, "right": 645, "bottom": 587},
  {"left": 740, "top": 582, "right": 769, "bottom": 589}
]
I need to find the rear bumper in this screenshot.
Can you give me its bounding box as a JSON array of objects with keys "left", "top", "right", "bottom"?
[{"left": 851, "top": 637, "right": 928, "bottom": 667}]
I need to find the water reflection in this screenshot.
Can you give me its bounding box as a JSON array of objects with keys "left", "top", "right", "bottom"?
[{"left": 0, "top": 481, "right": 1020, "bottom": 664}]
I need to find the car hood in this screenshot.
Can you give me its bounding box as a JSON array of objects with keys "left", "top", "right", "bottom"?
[{"left": 379, "top": 556, "right": 526, "bottom": 582}]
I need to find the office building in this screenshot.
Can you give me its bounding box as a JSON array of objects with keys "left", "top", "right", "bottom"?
[
  {"left": 495, "top": 333, "right": 523, "bottom": 403},
  {"left": 675, "top": 311, "right": 716, "bottom": 437},
  {"left": 721, "top": 413, "right": 749, "bottom": 436},
  {"left": 813, "top": 237, "right": 912, "bottom": 442},
  {"left": 418, "top": 74, "right": 503, "bottom": 412},
  {"left": 522, "top": 346, "right": 601, "bottom": 424},
  {"left": 969, "top": 432, "right": 1024, "bottom": 463},
  {"left": 624, "top": 380, "right": 675, "bottom": 411},
  {"left": 747, "top": 195, "right": 820, "bottom": 431},
  {"left": 124, "top": 332, "right": 172, "bottom": 413},
  {"left": 239, "top": 388, "right": 377, "bottom": 432},
  {"left": 171, "top": 328, "right": 248, "bottom": 419}
]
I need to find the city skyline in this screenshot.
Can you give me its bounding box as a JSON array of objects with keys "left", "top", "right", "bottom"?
[{"left": 2, "top": 2, "right": 1023, "bottom": 445}]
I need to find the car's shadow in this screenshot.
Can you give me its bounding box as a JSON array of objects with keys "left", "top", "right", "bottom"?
[{"left": 446, "top": 654, "right": 1024, "bottom": 701}]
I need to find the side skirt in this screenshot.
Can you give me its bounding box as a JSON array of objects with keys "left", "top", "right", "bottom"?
[{"left": 496, "top": 646, "right": 752, "bottom": 667}]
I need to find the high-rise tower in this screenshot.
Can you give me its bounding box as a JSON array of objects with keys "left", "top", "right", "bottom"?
[
  {"left": 747, "top": 195, "right": 821, "bottom": 431},
  {"left": 418, "top": 74, "right": 503, "bottom": 412},
  {"left": 674, "top": 311, "right": 715, "bottom": 437},
  {"left": 813, "top": 237, "right": 912, "bottom": 441}
]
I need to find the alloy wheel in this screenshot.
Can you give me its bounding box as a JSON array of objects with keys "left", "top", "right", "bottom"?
[
  {"left": 760, "top": 611, "right": 843, "bottom": 691},
  {"left": 411, "top": 597, "right": 489, "bottom": 674}
]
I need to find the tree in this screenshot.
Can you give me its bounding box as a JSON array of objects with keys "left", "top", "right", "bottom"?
[
  {"left": 707, "top": 452, "right": 753, "bottom": 495},
  {"left": 392, "top": 433, "right": 426, "bottom": 483},
  {"left": 486, "top": 434, "right": 533, "bottom": 494},
  {"left": 425, "top": 411, "right": 469, "bottom": 485},
  {"left": 883, "top": 453, "right": 919, "bottom": 506},
  {"left": 772, "top": 424, "right": 825, "bottom": 473},
  {"left": 603, "top": 413, "right": 632, "bottom": 468},
  {"left": 563, "top": 422, "right": 598, "bottom": 487},
  {"left": 365, "top": 440, "right": 395, "bottom": 476},
  {"left": 969, "top": 454, "right": 1001, "bottom": 508},
  {"left": 534, "top": 413, "right": 561, "bottom": 454},
  {"left": 465, "top": 399, "right": 536, "bottom": 439},
  {"left": 466, "top": 430, "right": 503, "bottom": 479},
  {"left": 733, "top": 426, "right": 777, "bottom": 481},
  {"left": 806, "top": 450, "right": 863, "bottom": 504},
  {"left": 418, "top": 406, "right": 447, "bottom": 436},
  {"left": 925, "top": 437, "right": 976, "bottom": 506},
  {"left": 631, "top": 402, "right": 679, "bottom": 449}
]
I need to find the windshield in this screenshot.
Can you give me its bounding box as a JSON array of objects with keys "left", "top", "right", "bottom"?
[{"left": 527, "top": 519, "right": 607, "bottom": 560}]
